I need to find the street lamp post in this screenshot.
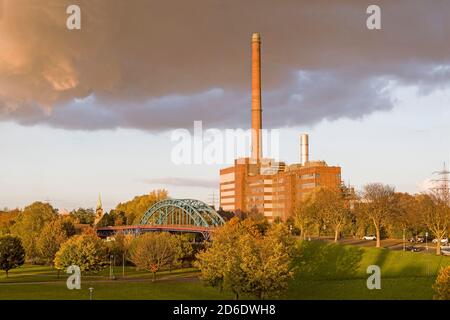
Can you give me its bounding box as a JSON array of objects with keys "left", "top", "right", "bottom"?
[
  {"left": 425, "top": 232, "right": 429, "bottom": 251},
  {"left": 89, "top": 287, "right": 94, "bottom": 301},
  {"left": 122, "top": 253, "right": 125, "bottom": 278},
  {"left": 109, "top": 255, "right": 114, "bottom": 279},
  {"left": 403, "top": 229, "right": 406, "bottom": 251}
]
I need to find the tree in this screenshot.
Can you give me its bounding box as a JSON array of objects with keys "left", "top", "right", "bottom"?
[
  {"left": 70, "top": 208, "right": 96, "bottom": 225},
  {"left": 54, "top": 234, "right": 108, "bottom": 273},
  {"left": 419, "top": 193, "right": 450, "bottom": 255},
  {"left": 195, "top": 218, "right": 295, "bottom": 299},
  {"left": 360, "top": 183, "right": 397, "bottom": 248},
  {"left": 195, "top": 218, "right": 249, "bottom": 299},
  {"left": 314, "top": 187, "right": 348, "bottom": 242},
  {"left": 10, "top": 202, "right": 57, "bottom": 262},
  {"left": 129, "top": 232, "right": 178, "bottom": 281},
  {"left": 173, "top": 234, "right": 194, "bottom": 268},
  {"left": 106, "top": 233, "right": 133, "bottom": 266},
  {"left": 433, "top": 266, "right": 450, "bottom": 300},
  {"left": 115, "top": 190, "right": 168, "bottom": 224},
  {"left": 96, "top": 210, "right": 127, "bottom": 227},
  {"left": 36, "top": 218, "right": 75, "bottom": 265},
  {"left": 394, "top": 193, "right": 424, "bottom": 238},
  {"left": 0, "top": 209, "right": 20, "bottom": 235},
  {"left": 239, "top": 224, "right": 295, "bottom": 299},
  {"left": 0, "top": 235, "right": 25, "bottom": 277},
  {"left": 293, "top": 195, "right": 314, "bottom": 240},
  {"left": 96, "top": 213, "right": 115, "bottom": 227},
  {"left": 216, "top": 208, "right": 235, "bottom": 221}
]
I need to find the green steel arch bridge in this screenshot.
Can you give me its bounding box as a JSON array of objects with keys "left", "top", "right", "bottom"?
[{"left": 96, "top": 199, "right": 225, "bottom": 240}]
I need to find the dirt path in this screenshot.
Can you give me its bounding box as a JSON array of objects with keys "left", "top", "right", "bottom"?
[{"left": 0, "top": 272, "right": 200, "bottom": 286}]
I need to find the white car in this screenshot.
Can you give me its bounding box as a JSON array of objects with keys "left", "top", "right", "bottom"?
[
  {"left": 363, "top": 235, "right": 377, "bottom": 241},
  {"left": 441, "top": 247, "right": 450, "bottom": 256},
  {"left": 432, "top": 238, "right": 449, "bottom": 244}
]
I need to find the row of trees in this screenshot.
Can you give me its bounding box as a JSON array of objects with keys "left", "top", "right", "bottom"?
[
  {"left": 0, "top": 189, "right": 170, "bottom": 263},
  {"left": 290, "top": 183, "right": 450, "bottom": 255},
  {"left": 1, "top": 228, "right": 195, "bottom": 279},
  {"left": 50, "top": 231, "right": 194, "bottom": 279}
]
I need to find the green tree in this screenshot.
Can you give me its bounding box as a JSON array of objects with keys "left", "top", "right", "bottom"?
[
  {"left": 0, "top": 235, "right": 25, "bottom": 277},
  {"left": 96, "top": 210, "right": 128, "bottom": 228},
  {"left": 129, "top": 232, "right": 178, "bottom": 281},
  {"left": 70, "top": 208, "right": 95, "bottom": 225},
  {"left": 195, "top": 218, "right": 246, "bottom": 298},
  {"left": 195, "top": 218, "right": 295, "bottom": 299},
  {"left": 239, "top": 224, "right": 295, "bottom": 299},
  {"left": 11, "top": 202, "right": 57, "bottom": 262},
  {"left": 173, "top": 234, "right": 194, "bottom": 268},
  {"left": 36, "top": 218, "right": 75, "bottom": 265},
  {"left": 96, "top": 213, "right": 115, "bottom": 227},
  {"left": 54, "top": 234, "right": 108, "bottom": 273}
]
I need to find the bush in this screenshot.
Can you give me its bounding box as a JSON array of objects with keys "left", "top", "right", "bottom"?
[
  {"left": 54, "top": 234, "right": 108, "bottom": 273},
  {"left": 433, "top": 266, "right": 450, "bottom": 300}
]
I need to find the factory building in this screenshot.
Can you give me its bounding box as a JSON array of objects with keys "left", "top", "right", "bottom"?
[{"left": 219, "top": 33, "right": 342, "bottom": 222}]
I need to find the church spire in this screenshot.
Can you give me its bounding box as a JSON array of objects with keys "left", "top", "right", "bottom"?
[
  {"left": 96, "top": 193, "right": 102, "bottom": 210},
  {"left": 94, "top": 193, "right": 104, "bottom": 226}
]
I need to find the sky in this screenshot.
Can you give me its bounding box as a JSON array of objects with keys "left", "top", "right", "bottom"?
[{"left": 0, "top": 0, "right": 449, "bottom": 211}]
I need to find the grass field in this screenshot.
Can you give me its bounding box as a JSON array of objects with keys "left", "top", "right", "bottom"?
[
  {"left": 287, "top": 241, "right": 450, "bottom": 299},
  {"left": 0, "top": 241, "right": 448, "bottom": 300}
]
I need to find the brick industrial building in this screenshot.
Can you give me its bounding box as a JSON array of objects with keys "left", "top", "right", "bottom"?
[{"left": 219, "top": 33, "right": 342, "bottom": 222}]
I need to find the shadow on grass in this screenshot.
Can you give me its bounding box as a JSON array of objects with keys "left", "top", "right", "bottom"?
[{"left": 293, "top": 240, "right": 364, "bottom": 281}]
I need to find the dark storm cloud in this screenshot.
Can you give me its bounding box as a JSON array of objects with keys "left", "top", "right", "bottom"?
[{"left": 0, "top": 0, "right": 449, "bottom": 130}]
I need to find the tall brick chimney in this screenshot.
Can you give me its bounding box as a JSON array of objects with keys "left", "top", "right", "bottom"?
[{"left": 251, "top": 32, "right": 262, "bottom": 162}]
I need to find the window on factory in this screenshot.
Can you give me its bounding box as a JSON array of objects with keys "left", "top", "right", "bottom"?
[
  {"left": 300, "top": 173, "right": 315, "bottom": 179},
  {"left": 300, "top": 182, "right": 316, "bottom": 189}
]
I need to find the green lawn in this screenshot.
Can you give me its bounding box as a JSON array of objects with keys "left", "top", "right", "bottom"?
[
  {"left": 0, "top": 241, "right": 448, "bottom": 300},
  {"left": 287, "top": 240, "right": 450, "bottom": 300},
  {"left": 0, "top": 280, "right": 231, "bottom": 300}
]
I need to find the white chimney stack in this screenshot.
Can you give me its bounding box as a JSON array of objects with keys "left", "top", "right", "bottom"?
[{"left": 300, "top": 134, "right": 309, "bottom": 165}]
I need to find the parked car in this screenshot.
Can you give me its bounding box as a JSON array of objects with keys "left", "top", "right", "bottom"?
[
  {"left": 416, "top": 235, "right": 425, "bottom": 243},
  {"left": 432, "top": 238, "right": 449, "bottom": 244},
  {"left": 363, "top": 235, "right": 376, "bottom": 241},
  {"left": 406, "top": 246, "right": 421, "bottom": 252},
  {"left": 441, "top": 247, "right": 450, "bottom": 256},
  {"left": 409, "top": 235, "right": 425, "bottom": 243}
]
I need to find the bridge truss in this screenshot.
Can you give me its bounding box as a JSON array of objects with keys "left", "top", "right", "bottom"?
[
  {"left": 96, "top": 199, "right": 225, "bottom": 240},
  {"left": 139, "top": 198, "right": 225, "bottom": 227}
]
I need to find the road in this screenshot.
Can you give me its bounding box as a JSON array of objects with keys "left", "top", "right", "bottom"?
[{"left": 313, "top": 236, "right": 442, "bottom": 254}]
